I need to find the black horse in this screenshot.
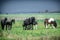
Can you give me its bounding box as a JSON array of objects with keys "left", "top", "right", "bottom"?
[
  {"left": 6, "top": 19, "right": 15, "bottom": 30},
  {"left": 44, "top": 18, "right": 57, "bottom": 29},
  {"left": 23, "top": 17, "right": 38, "bottom": 30},
  {"left": 1, "top": 17, "right": 7, "bottom": 30},
  {"left": 1, "top": 18, "right": 15, "bottom": 30}
]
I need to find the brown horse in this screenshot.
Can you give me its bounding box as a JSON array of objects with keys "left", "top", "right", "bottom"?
[{"left": 44, "top": 18, "right": 57, "bottom": 29}]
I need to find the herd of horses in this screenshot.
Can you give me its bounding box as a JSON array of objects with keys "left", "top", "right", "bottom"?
[{"left": 0, "top": 17, "right": 57, "bottom": 30}]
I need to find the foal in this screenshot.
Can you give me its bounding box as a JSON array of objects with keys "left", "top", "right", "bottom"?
[{"left": 44, "top": 18, "right": 57, "bottom": 29}]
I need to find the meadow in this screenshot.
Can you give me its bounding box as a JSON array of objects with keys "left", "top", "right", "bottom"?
[{"left": 0, "top": 13, "right": 60, "bottom": 40}]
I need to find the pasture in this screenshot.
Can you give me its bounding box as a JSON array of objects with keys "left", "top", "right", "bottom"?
[{"left": 0, "top": 13, "right": 60, "bottom": 40}]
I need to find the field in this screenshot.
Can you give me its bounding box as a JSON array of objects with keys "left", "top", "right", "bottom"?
[{"left": 0, "top": 13, "right": 60, "bottom": 40}]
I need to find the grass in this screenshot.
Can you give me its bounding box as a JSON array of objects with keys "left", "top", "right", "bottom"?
[{"left": 0, "top": 13, "right": 60, "bottom": 40}]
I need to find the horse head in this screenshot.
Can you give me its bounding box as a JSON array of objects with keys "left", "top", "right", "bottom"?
[
  {"left": 4, "top": 17, "right": 7, "bottom": 25},
  {"left": 11, "top": 19, "right": 15, "bottom": 24},
  {"left": 31, "top": 17, "right": 35, "bottom": 21},
  {"left": 4, "top": 17, "right": 7, "bottom": 22},
  {"left": 53, "top": 21, "right": 57, "bottom": 28}
]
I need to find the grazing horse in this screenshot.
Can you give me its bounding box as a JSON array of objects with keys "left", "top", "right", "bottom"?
[
  {"left": 23, "top": 17, "right": 38, "bottom": 30},
  {"left": 44, "top": 18, "right": 57, "bottom": 29},
  {"left": 1, "top": 17, "right": 7, "bottom": 30},
  {"left": 6, "top": 19, "right": 15, "bottom": 30}
]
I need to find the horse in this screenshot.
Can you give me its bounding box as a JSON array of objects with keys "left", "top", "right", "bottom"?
[
  {"left": 23, "top": 17, "right": 38, "bottom": 30},
  {"left": 1, "top": 18, "right": 15, "bottom": 30},
  {"left": 1, "top": 17, "right": 7, "bottom": 30},
  {"left": 44, "top": 18, "right": 57, "bottom": 29},
  {"left": 6, "top": 19, "right": 15, "bottom": 30}
]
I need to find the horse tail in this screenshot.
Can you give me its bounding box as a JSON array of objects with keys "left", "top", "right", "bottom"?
[{"left": 53, "top": 21, "right": 57, "bottom": 28}]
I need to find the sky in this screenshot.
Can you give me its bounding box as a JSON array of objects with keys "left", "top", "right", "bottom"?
[{"left": 0, "top": 0, "right": 60, "bottom": 13}]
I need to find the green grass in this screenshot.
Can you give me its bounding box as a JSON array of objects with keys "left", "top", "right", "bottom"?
[{"left": 0, "top": 13, "right": 60, "bottom": 40}]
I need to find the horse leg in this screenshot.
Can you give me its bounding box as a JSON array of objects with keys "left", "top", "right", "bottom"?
[
  {"left": 50, "top": 24, "right": 52, "bottom": 28},
  {"left": 6, "top": 25, "right": 7, "bottom": 30},
  {"left": 25, "top": 27, "right": 26, "bottom": 30},
  {"left": 2, "top": 25, "right": 4, "bottom": 30},
  {"left": 31, "top": 24, "right": 33, "bottom": 30},
  {"left": 7, "top": 24, "right": 12, "bottom": 30},
  {"left": 35, "top": 24, "right": 37, "bottom": 30},
  {"left": 46, "top": 24, "right": 48, "bottom": 28},
  {"left": 25, "top": 25, "right": 27, "bottom": 30},
  {"left": 23, "top": 24, "right": 25, "bottom": 30},
  {"left": 33, "top": 25, "right": 35, "bottom": 30},
  {"left": 44, "top": 21, "right": 48, "bottom": 28},
  {"left": 33, "top": 25, "right": 37, "bottom": 29},
  {"left": 44, "top": 23, "right": 48, "bottom": 28},
  {"left": 10, "top": 25, "right": 12, "bottom": 30},
  {"left": 29, "top": 24, "right": 32, "bottom": 30}
]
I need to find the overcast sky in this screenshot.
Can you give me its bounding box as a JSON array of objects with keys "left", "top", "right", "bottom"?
[{"left": 0, "top": 0, "right": 60, "bottom": 13}]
